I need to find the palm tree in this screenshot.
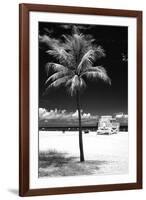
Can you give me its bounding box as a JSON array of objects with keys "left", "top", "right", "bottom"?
[{"left": 40, "top": 26, "right": 111, "bottom": 162}]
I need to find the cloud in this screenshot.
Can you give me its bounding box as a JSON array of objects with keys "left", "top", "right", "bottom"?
[
  {"left": 39, "top": 108, "right": 94, "bottom": 121},
  {"left": 71, "top": 110, "right": 78, "bottom": 118},
  {"left": 59, "top": 24, "right": 72, "bottom": 29},
  {"left": 39, "top": 35, "right": 61, "bottom": 47},
  {"left": 39, "top": 108, "right": 47, "bottom": 118},
  {"left": 59, "top": 24, "right": 92, "bottom": 31},
  {"left": 82, "top": 113, "right": 91, "bottom": 118}
]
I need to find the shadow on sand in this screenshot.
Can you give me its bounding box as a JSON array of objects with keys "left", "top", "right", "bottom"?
[{"left": 39, "top": 150, "right": 108, "bottom": 177}]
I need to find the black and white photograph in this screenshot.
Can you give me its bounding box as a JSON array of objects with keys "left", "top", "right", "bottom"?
[
  {"left": 38, "top": 22, "right": 128, "bottom": 178},
  {"left": 19, "top": 4, "right": 142, "bottom": 196}
]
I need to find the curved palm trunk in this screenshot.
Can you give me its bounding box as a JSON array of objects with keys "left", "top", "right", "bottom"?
[{"left": 76, "top": 90, "right": 85, "bottom": 162}]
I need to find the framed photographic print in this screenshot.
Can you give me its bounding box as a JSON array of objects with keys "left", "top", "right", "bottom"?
[{"left": 19, "top": 3, "right": 142, "bottom": 196}]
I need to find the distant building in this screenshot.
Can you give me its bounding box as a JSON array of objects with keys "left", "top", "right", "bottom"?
[
  {"left": 115, "top": 112, "right": 128, "bottom": 119},
  {"left": 97, "top": 114, "right": 128, "bottom": 132},
  {"left": 97, "top": 115, "right": 120, "bottom": 135},
  {"left": 113, "top": 113, "right": 128, "bottom": 131}
]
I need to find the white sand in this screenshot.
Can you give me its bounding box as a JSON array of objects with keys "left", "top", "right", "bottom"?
[{"left": 39, "top": 131, "right": 128, "bottom": 175}]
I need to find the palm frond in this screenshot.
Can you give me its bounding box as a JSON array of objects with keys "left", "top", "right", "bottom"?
[
  {"left": 46, "top": 46, "right": 70, "bottom": 64},
  {"left": 64, "top": 32, "right": 86, "bottom": 65},
  {"left": 72, "top": 35, "right": 83, "bottom": 56},
  {"left": 45, "top": 70, "right": 72, "bottom": 84},
  {"left": 66, "top": 75, "right": 87, "bottom": 96},
  {"left": 80, "top": 77, "right": 87, "bottom": 89},
  {"left": 71, "top": 75, "right": 80, "bottom": 92},
  {"left": 81, "top": 65, "right": 102, "bottom": 74},
  {"left": 45, "top": 63, "right": 68, "bottom": 75},
  {"left": 65, "top": 75, "right": 79, "bottom": 96},
  {"left": 72, "top": 25, "right": 80, "bottom": 35},
  {"left": 77, "top": 49, "right": 95, "bottom": 72},
  {"left": 62, "top": 34, "right": 72, "bottom": 44},
  {"left": 46, "top": 75, "right": 71, "bottom": 89},
  {"left": 77, "top": 46, "right": 106, "bottom": 73},
  {"left": 82, "top": 66, "right": 111, "bottom": 84},
  {"left": 95, "top": 46, "right": 106, "bottom": 58}
]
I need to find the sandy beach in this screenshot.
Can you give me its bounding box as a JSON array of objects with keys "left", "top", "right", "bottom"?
[{"left": 39, "top": 131, "right": 128, "bottom": 177}]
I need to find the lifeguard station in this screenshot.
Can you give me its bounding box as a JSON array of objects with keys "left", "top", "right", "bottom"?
[{"left": 97, "top": 116, "right": 120, "bottom": 135}]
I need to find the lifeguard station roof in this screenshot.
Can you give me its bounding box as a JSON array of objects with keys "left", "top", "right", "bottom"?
[{"left": 100, "top": 116, "right": 112, "bottom": 119}]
